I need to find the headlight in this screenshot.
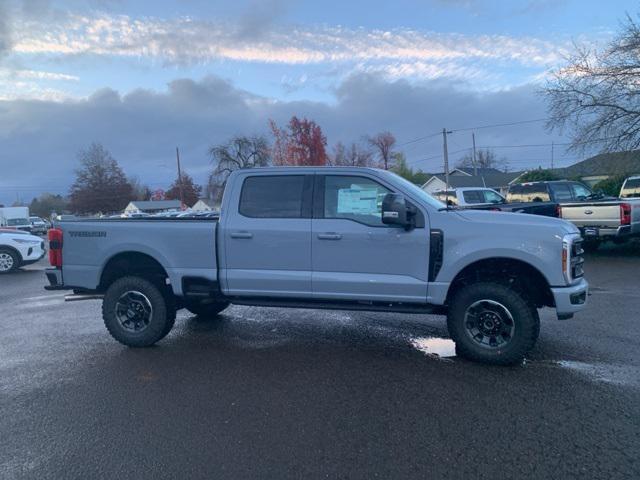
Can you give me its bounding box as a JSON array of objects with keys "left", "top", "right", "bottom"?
[
  {"left": 562, "top": 234, "right": 584, "bottom": 284},
  {"left": 13, "top": 238, "right": 41, "bottom": 244}
]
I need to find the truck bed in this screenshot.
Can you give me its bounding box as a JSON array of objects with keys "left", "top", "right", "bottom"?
[
  {"left": 559, "top": 199, "right": 640, "bottom": 238},
  {"left": 54, "top": 218, "right": 219, "bottom": 296}
]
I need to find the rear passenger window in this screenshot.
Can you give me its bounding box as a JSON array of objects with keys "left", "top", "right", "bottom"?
[
  {"left": 550, "top": 184, "right": 573, "bottom": 202},
  {"left": 239, "top": 176, "right": 305, "bottom": 218},
  {"left": 462, "top": 190, "right": 485, "bottom": 204},
  {"left": 508, "top": 184, "right": 550, "bottom": 202}
]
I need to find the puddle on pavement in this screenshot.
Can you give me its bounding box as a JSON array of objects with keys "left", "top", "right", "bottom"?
[
  {"left": 556, "top": 360, "right": 640, "bottom": 388},
  {"left": 409, "top": 337, "right": 456, "bottom": 359}
]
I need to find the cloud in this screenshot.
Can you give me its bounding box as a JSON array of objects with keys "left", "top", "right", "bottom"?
[
  {"left": 12, "top": 12, "right": 566, "bottom": 68},
  {"left": 0, "top": 1, "right": 13, "bottom": 58},
  {"left": 0, "top": 73, "right": 569, "bottom": 205}
]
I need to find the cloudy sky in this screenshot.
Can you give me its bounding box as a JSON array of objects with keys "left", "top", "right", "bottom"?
[{"left": 0, "top": 0, "right": 636, "bottom": 205}]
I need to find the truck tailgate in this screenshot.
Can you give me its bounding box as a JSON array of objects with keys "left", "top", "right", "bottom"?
[{"left": 560, "top": 202, "right": 621, "bottom": 228}]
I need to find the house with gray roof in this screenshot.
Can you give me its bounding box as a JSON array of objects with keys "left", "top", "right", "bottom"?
[
  {"left": 124, "top": 200, "right": 182, "bottom": 214},
  {"left": 421, "top": 171, "right": 525, "bottom": 195},
  {"left": 553, "top": 151, "right": 640, "bottom": 186}
]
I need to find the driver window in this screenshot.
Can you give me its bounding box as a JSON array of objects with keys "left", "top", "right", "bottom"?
[
  {"left": 483, "top": 190, "right": 504, "bottom": 204},
  {"left": 571, "top": 183, "right": 592, "bottom": 200},
  {"left": 323, "top": 176, "right": 391, "bottom": 226}
]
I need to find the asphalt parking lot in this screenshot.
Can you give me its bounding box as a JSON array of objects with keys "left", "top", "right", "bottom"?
[{"left": 1, "top": 245, "right": 640, "bottom": 479}]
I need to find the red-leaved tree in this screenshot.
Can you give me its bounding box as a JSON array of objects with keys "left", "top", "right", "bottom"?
[{"left": 269, "top": 116, "right": 328, "bottom": 166}]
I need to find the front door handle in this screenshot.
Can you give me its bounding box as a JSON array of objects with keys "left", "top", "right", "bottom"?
[
  {"left": 230, "top": 231, "right": 253, "bottom": 239},
  {"left": 317, "top": 233, "right": 342, "bottom": 240}
]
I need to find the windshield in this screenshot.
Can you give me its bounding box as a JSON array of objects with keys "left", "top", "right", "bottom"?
[
  {"left": 384, "top": 171, "right": 445, "bottom": 209},
  {"left": 6, "top": 218, "right": 29, "bottom": 226}
]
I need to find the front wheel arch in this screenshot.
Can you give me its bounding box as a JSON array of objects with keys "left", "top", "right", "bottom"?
[{"left": 445, "top": 257, "right": 554, "bottom": 309}]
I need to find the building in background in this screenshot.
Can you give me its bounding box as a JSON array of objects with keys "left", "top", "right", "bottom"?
[
  {"left": 552, "top": 151, "right": 640, "bottom": 186},
  {"left": 124, "top": 200, "right": 182, "bottom": 215},
  {"left": 191, "top": 198, "right": 219, "bottom": 212},
  {"left": 421, "top": 172, "right": 524, "bottom": 195}
]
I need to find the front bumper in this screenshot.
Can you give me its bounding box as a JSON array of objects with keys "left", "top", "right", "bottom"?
[{"left": 551, "top": 278, "right": 589, "bottom": 319}]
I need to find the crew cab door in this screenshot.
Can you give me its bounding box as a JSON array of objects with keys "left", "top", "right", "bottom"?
[
  {"left": 220, "top": 173, "right": 313, "bottom": 297},
  {"left": 311, "top": 174, "right": 429, "bottom": 303}
]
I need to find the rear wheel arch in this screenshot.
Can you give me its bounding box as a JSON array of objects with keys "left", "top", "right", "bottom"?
[
  {"left": 99, "top": 251, "right": 170, "bottom": 292},
  {"left": 445, "top": 257, "right": 554, "bottom": 309}
]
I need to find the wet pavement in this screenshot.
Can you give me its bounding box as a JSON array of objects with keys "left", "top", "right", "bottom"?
[{"left": 1, "top": 246, "right": 640, "bottom": 479}]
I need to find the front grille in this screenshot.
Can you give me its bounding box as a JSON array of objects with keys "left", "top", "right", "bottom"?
[{"left": 571, "top": 239, "right": 584, "bottom": 279}]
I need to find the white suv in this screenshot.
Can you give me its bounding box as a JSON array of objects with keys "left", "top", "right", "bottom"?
[{"left": 0, "top": 229, "right": 46, "bottom": 273}]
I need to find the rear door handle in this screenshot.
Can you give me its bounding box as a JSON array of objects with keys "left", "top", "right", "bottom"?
[
  {"left": 317, "top": 233, "right": 342, "bottom": 240},
  {"left": 230, "top": 231, "right": 253, "bottom": 239}
]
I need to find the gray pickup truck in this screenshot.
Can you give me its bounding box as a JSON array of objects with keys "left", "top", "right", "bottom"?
[{"left": 46, "top": 167, "right": 589, "bottom": 364}]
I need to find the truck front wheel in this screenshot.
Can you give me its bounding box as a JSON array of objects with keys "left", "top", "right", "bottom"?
[
  {"left": 447, "top": 282, "right": 540, "bottom": 365},
  {"left": 102, "top": 276, "right": 175, "bottom": 347}
]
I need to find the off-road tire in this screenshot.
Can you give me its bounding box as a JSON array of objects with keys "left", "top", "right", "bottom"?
[
  {"left": 0, "top": 248, "right": 19, "bottom": 274},
  {"left": 185, "top": 301, "right": 230, "bottom": 318},
  {"left": 102, "top": 276, "right": 174, "bottom": 347},
  {"left": 447, "top": 282, "right": 540, "bottom": 365}
]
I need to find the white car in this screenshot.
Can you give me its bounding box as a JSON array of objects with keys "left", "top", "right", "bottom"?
[
  {"left": 0, "top": 229, "right": 46, "bottom": 274},
  {"left": 432, "top": 187, "right": 506, "bottom": 207}
]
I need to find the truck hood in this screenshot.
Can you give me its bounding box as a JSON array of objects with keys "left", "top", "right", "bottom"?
[{"left": 453, "top": 209, "right": 579, "bottom": 235}]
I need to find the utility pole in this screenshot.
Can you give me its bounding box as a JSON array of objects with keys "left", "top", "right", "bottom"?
[
  {"left": 472, "top": 132, "right": 478, "bottom": 177},
  {"left": 551, "top": 141, "right": 555, "bottom": 170},
  {"left": 176, "top": 147, "right": 185, "bottom": 208},
  {"left": 442, "top": 128, "right": 452, "bottom": 191}
]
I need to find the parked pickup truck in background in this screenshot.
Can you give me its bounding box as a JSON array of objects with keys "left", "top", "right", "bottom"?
[
  {"left": 558, "top": 176, "right": 640, "bottom": 250},
  {"left": 433, "top": 188, "right": 506, "bottom": 207},
  {"left": 45, "top": 167, "right": 589, "bottom": 365},
  {"left": 620, "top": 176, "right": 640, "bottom": 199},
  {"left": 433, "top": 187, "right": 559, "bottom": 217}
]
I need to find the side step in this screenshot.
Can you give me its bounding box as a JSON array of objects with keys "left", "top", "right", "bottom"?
[
  {"left": 229, "top": 297, "right": 446, "bottom": 315},
  {"left": 65, "top": 293, "right": 104, "bottom": 302}
]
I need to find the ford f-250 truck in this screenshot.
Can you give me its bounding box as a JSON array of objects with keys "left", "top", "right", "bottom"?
[
  {"left": 45, "top": 167, "right": 589, "bottom": 365},
  {"left": 558, "top": 175, "right": 640, "bottom": 250}
]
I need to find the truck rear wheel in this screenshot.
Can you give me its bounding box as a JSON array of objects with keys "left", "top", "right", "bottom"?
[
  {"left": 185, "top": 301, "right": 229, "bottom": 318},
  {"left": 102, "top": 276, "right": 175, "bottom": 347},
  {"left": 447, "top": 282, "right": 539, "bottom": 365}
]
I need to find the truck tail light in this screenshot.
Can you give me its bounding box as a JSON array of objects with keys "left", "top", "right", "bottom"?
[
  {"left": 48, "top": 228, "right": 63, "bottom": 268},
  {"left": 620, "top": 203, "right": 631, "bottom": 225},
  {"left": 556, "top": 204, "right": 562, "bottom": 218}
]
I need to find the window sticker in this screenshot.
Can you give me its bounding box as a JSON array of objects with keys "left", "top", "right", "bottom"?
[{"left": 337, "top": 188, "right": 379, "bottom": 214}]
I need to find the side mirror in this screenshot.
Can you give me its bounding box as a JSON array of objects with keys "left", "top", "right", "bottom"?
[{"left": 381, "top": 193, "right": 409, "bottom": 228}]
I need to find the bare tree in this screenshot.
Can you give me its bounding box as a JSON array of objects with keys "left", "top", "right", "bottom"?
[
  {"left": 455, "top": 148, "right": 509, "bottom": 172},
  {"left": 208, "top": 135, "right": 271, "bottom": 201},
  {"left": 330, "top": 142, "right": 375, "bottom": 167},
  {"left": 69, "top": 143, "right": 133, "bottom": 214},
  {"left": 544, "top": 14, "right": 640, "bottom": 153},
  {"left": 367, "top": 132, "right": 396, "bottom": 170}
]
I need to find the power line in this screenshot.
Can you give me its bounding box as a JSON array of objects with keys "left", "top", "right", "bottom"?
[{"left": 398, "top": 131, "right": 441, "bottom": 147}]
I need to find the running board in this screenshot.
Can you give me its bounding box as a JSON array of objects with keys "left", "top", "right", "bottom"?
[
  {"left": 64, "top": 293, "right": 104, "bottom": 302},
  {"left": 229, "top": 297, "right": 446, "bottom": 315}
]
